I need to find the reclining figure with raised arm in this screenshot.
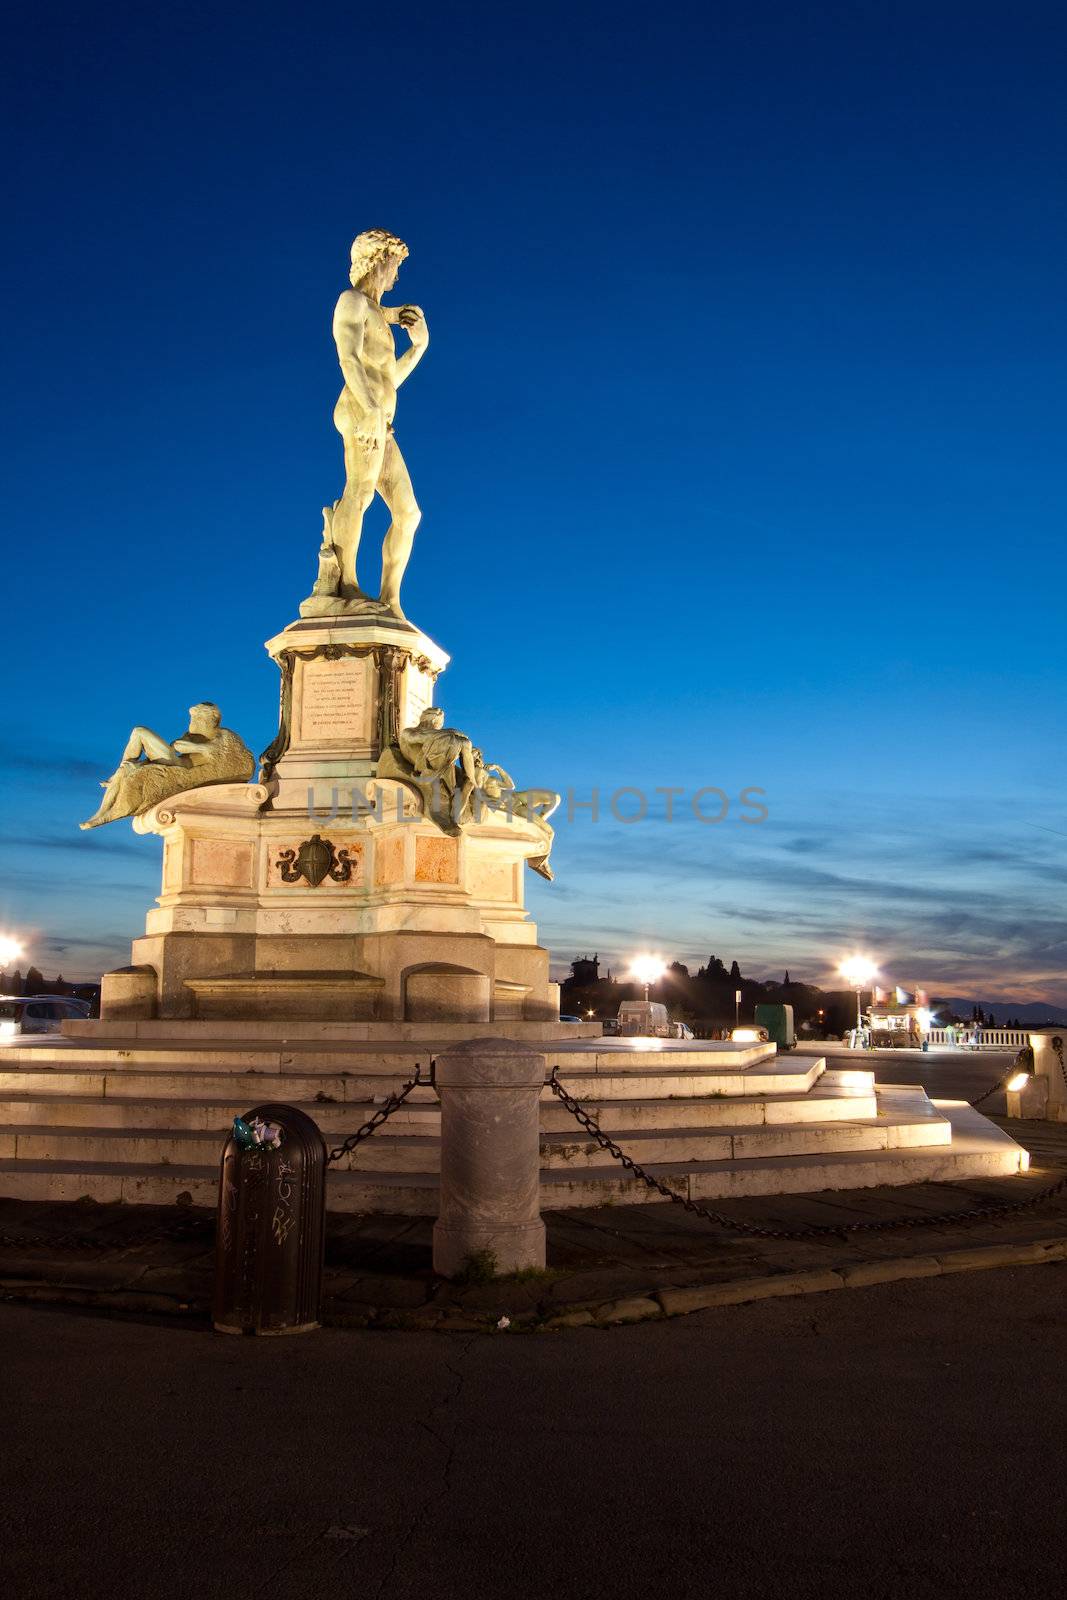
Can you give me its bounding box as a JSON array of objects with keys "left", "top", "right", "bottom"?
[{"left": 80, "top": 702, "right": 254, "bottom": 830}]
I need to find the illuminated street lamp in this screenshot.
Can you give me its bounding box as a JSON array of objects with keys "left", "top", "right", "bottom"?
[
  {"left": 0, "top": 934, "right": 25, "bottom": 970},
  {"left": 630, "top": 954, "right": 666, "bottom": 1003},
  {"left": 838, "top": 954, "right": 877, "bottom": 1034}
]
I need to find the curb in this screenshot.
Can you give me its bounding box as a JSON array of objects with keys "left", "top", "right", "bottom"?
[
  {"left": 3, "top": 1235, "right": 1066, "bottom": 1331},
  {"left": 574, "top": 1236, "right": 1067, "bottom": 1328}
]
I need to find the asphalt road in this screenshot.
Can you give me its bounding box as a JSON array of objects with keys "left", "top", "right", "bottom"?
[
  {"left": 2, "top": 1265, "right": 1064, "bottom": 1600},
  {"left": 832, "top": 1046, "right": 1019, "bottom": 1112}
]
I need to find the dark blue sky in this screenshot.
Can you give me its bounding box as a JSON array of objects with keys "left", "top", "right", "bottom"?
[{"left": 2, "top": 1, "right": 1065, "bottom": 1003}]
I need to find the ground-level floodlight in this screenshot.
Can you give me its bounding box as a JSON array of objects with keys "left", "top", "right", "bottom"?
[
  {"left": 1006, "top": 1070, "right": 1031, "bottom": 1092},
  {"left": 630, "top": 954, "right": 667, "bottom": 1002}
]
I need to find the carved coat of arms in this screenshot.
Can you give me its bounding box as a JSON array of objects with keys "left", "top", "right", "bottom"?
[{"left": 275, "top": 834, "right": 354, "bottom": 888}]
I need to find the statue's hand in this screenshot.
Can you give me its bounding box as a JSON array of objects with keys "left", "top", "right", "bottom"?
[{"left": 397, "top": 305, "right": 428, "bottom": 346}]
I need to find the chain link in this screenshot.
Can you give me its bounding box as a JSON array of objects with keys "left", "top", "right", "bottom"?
[
  {"left": 325, "top": 1064, "right": 428, "bottom": 1166},
  {"left": 548, "top": 1068, "right": 1067, "bottom": 1241}
]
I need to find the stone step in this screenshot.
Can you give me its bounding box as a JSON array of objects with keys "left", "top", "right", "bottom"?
[
  {"left": 543, "top": 1065, "right": 824, "bottom": 1100},
  {"left": 537, "top": 1102, "right": 1028, "bottom": 1204},
  {"left": 0, "top": 1103, "right": 946, "bottom": 1174},
  {"left": 1, "top": 1044, "right": 442, "bottom": 1073},
  {"left": 0, "top": 1104, "right": 1028, "bottom": 1211},
  {"left": 63, "top": 1019, "right": 604, "bottom": 1044},
  {"left": 538, "top": 1109, "right": 951, "bottom": 1171},
  {"left": 3, "top": 1036, "right": 780, "bottom": 1076},
  {"left": 0, "top": 1069, "right": 438, "bottom": 1103},
  {"left": 0, "top": 1057, "right": 834, "bottom": 1105},
  {"left": 0, "top": 1082, "right": 873, "bottom": 1136},
  {"left": 540, "top": 1085, "right": 875, "bottom": 1132},
  {"left": 0, "top": 1094, "right": 441, "bottom": 1134}
]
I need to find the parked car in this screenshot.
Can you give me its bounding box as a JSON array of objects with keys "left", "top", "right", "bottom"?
[
  {"left": 0, "top": 995, "right": 91, "bottom": 1037},
  {"left": 558, "top": 1013, "right": 582, "bottom": 1024}
]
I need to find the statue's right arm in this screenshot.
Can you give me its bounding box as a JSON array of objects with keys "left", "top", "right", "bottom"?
[{"left": 332, "top": 292, "right": 379, "bottom": 415}]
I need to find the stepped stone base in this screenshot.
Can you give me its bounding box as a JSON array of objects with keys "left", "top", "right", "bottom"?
[{"left": 0, "top": 1034, "right": 1030, "bottom": 1214}]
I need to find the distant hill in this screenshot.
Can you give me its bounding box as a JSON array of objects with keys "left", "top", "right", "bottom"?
[{"left": 938, "top": 998, "right": 1067, "bottom": 1026}]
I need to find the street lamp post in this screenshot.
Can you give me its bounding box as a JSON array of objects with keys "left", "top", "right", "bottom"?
[{"left": 838, "top": 955, "right": 877, "bottom": 1044}]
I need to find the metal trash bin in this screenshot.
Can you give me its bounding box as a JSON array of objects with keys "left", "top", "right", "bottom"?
[{"left": 213, "top": 1103, "right": 326, "bottom": 1336}]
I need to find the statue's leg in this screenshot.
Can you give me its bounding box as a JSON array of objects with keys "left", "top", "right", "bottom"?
[
  {"left": 333, "top": 438, "right": 381, "bottom": 599},
  {"left": 120, "top": 727, "right": 176, "bottom": 763},
  {"left": 377, "top": 438, "right": 421, "bottom": 618}
]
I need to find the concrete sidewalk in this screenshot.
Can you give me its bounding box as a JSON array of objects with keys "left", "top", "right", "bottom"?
[{"left": 2, "top": 1112, "right": 1065, "bottom": 1330}]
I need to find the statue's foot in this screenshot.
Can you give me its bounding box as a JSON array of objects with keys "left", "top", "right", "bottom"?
[
  {"left": 379, "top": 594, "right": 407, "bottom": 622},
  {"left": 338, "top": 580, "right": 372, "bottom": 602},
  {"left": 80, "top": 814, "right": 105, "bottom": 831}
]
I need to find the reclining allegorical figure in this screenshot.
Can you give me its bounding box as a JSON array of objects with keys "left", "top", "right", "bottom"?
[
  {"left": 80, "top": 702, "right": 254, "bottom": 830},
  {"left": 379, "top": 705, "right": 559, "bottom": 877}
]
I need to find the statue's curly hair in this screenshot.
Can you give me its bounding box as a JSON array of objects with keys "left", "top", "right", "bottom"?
[{"left": 349, "top": 229, "right": 409, "bottom": 287}]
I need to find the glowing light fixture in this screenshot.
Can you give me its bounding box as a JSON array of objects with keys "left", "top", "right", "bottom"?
[
  {"left": 630, "top": 954, "right": 667, "bottom": 1001},
  {"left": 838, "top": 955, "right": 878, "bottom": 988},
  {"left": 1006, "top": 1071, "right": 1030, "bottom": 1092},
  {"left": 838, "top": 954, "right": 878, "bottom": 1034}
]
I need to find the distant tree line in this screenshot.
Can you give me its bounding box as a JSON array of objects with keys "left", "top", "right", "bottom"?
[
  {"left": 560, "top": 955, "right": 1023, "bottom": 1037},
  {"left": 0, "top": 967, "right": 100, "bottom": 1004}
]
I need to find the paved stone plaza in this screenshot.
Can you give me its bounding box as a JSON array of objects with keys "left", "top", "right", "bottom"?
[{"left": 2, "top": 1263, "right": 1064, "bottom": 1600}]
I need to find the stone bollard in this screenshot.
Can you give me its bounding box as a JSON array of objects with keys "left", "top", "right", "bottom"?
[
  {"left": 1006, "top": 1074, "right": 1049, "bottom": 1120},
  {"left": 433, "top": 1037, "right": 547, "bottom": 1278},
  {"left": 1026, "top": 1030, "right": 1066, "bottom": 1122}
]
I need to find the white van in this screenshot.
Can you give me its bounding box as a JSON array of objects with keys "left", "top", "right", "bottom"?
[{"left": 617, "top": 1001, "right": 677, "bottom": 1038}]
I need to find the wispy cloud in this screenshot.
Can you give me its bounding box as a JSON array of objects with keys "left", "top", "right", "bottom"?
[
  {"left": 0, "top": 745, "right": 104, "bottom": 781},
  {"left": 0, "top": 831, "right": 147, "bottom": 860}
]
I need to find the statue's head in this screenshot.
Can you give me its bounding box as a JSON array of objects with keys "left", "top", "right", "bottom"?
[
  {"left": 419, "top": 706, "right": 444, "bottom": 729},
  {"left": 188, "top": 702, "right": 222, "bottom": 733},
  {"left": 349, "top": 229, "right": 409, "bottom": 295}
]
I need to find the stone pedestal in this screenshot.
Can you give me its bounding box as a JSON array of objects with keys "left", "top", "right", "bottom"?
[
  {"left": 260, "top": 614, "right": 447, "bottom": 804},
  {"left": 98, "top": 611, "right": 561, "bottom": 1029},
  {"left": 432, "top": 1038, "right": 547, "bottom": 1277}
]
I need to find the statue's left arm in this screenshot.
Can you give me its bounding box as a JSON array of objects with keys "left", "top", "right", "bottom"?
[{"left": 391, "top": 305, "right": 429, "bottom": 387}]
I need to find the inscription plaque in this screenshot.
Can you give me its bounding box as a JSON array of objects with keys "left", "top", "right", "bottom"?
[{"left": 299, "top": 656, "right": 368, "bottom": 743}]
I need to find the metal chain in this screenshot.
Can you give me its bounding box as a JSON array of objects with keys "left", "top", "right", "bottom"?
[
  {"left": 969, "top": 1077, "right": 1007, "bottom": 1108},
  {"left": 1053, "top": 1036, "right": 1067, "bottom": 1095},
  {"left": 325, "top": 1065, "right": 427, "bottom": 1166},
  {"left": 547, "top": 1068, "right": 1067, "bottom": 1241}
]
